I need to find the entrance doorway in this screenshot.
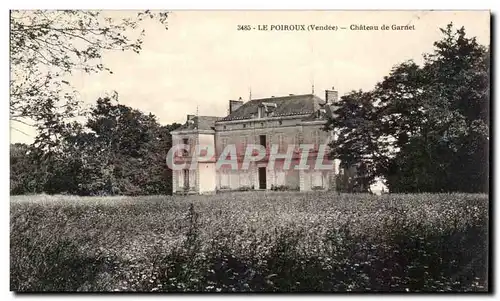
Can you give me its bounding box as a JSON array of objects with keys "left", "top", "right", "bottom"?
[
  {"left": 183, "top": 169, "right": 189, "bottom": 189},
  {"left": 258, "top": 167, "right": 267, "bottom": 189}
]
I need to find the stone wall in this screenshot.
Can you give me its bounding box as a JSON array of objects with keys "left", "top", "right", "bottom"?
[{"left": 172, "top": 115, "right": 336, "bottom": 193}]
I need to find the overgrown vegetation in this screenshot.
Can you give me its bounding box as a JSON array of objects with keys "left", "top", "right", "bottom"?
[{"left": 10, "top": 192, "right": 488, "bottom": 292}]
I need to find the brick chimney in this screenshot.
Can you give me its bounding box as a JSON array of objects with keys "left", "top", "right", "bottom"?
[
  {"left": 229, "top": 98, "right": 244, "bottom": 114},
  {"left": 325, "top": 87, "right": 338, "bottom": 104}
]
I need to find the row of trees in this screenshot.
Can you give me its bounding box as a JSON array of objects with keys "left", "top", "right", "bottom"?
[
  {"left": 11, "top": 96, "right": 181, "bottom": 195},
  {"left": 327, "top": 24, "right": 489, "bottom": 193}
]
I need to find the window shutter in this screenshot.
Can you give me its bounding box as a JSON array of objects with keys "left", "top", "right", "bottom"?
[
  {"left": 241, "top": 136, "right": 248, "bottom": 155},
  {"left": 297, "top": 132, "right": 303, "bottom": 144},
  {"left": 313, "top": 131, "right": 319, "bottom": 150}
]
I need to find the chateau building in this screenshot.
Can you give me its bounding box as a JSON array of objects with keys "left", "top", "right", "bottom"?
[{"left": 170, "top": 88, "right": 340, "bottom": 194}]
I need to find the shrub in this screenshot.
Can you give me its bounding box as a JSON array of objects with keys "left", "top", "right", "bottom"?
[
  {"left": 270, "top": 185, "right": 289, "bottom": 191},
  {"left": 238, "top": 186, "right": 253, "bottom": 191}
]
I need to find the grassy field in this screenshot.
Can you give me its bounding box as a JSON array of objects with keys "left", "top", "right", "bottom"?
[{"left": 10, "top": 192, "right": 489, "bottom": 292}]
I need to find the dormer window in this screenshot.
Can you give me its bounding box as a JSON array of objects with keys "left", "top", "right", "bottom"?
[
  {"left": 316, "top": 109, "right": 326, "bottom": 119},
  {"left": 258, "top": 106, "right": 266, "bottom": 118},
  {"left": 258, "top": 102, "right": 277, "bottom": 118}
]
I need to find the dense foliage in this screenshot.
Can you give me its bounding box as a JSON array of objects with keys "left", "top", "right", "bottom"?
[
  {"left": 10, "top": 193, "right": 488, "bottom": 292},
  {"left": 10, "top": 96, "right": 181, "bottom": 195},
  {"left": 10, "top": 10, "right": 177, "bottom": 196},
  {"left": 326, "top": 24, "right": 489, "bottom": 193}
]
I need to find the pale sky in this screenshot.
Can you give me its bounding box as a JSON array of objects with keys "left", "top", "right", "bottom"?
[{"left": 11, "top": 10, "right": 490, "bottom": 144}]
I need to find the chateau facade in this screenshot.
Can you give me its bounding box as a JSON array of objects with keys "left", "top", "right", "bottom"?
[{"left": 170, "top": 88, "right": 340, "bottom": 194}]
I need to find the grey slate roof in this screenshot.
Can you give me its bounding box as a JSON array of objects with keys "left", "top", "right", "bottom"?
[
  {"left": 302, "top": 103, "right": 336, "bottom": 121},
  {"left": 218, "top": 94, "right": 325, "bottom": 121},
  {"left": 175, "top": 116, "right": 220, "bottom": 132}
]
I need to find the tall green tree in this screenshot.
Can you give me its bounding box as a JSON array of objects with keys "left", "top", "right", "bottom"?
[
  {"left": 325, "top": 90, "right": 388, "bottom": 192},
  {"left": 74, "top": 96, "right": 180, "bottom": 195},
  {"left": 420, "top": 24, "right": 489, "bottom": 192},
  {"left": 85, "top": 96, "right": 161, "bottom": 194},
  {"left": 326, "top": 23, "right": 489, "bottom": 193}
]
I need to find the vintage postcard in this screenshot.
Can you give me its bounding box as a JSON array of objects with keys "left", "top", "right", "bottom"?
[{"left": 10, "top": 10, "right": 490, "bottom": 293}]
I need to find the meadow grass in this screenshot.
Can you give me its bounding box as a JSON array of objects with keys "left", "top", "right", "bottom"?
[{"left": 10, "top": 192, "right": 488, "bottom": 292}]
